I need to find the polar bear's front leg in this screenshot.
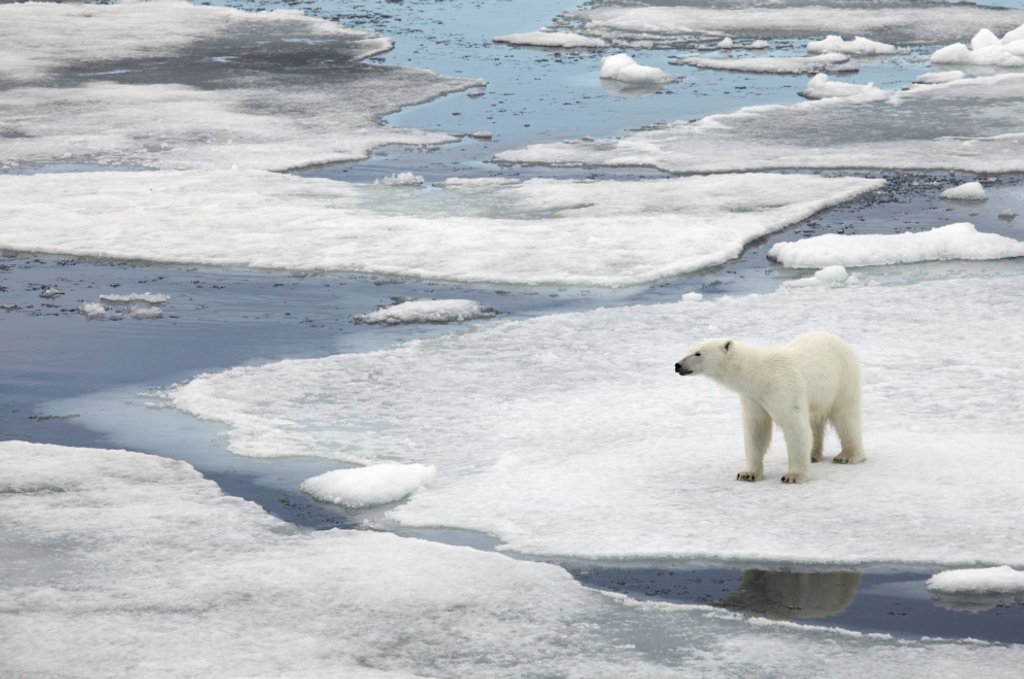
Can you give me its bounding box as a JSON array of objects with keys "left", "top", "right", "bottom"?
[
  {"left": 776, "top": 409, "right": 812, "bottom": 484},
  {"left": 738, "top": 397, "right": 771, "bottom": 481}
]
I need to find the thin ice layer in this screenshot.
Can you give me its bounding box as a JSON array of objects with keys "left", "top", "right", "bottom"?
[
  {"left": 0, "top": 170, "right": 882, "bottom": 287},
  {"left": 768, "top": 223, "right": 1024, "bottom": 268},
  {"left": 493, "top": 31, "right": 606, "bottom": 48},
  {"left": 572, "top": 2, "right": 1024, "bottom": 45},
  {"left": 672, "top": 53, "right": 857, "bottom": 75},
  {"left": 170, "top": 274, "right": 1024, "bottom": 566},
  {"left": 496, "top": 74, "right": 1024, "bottom": 173},
  {"left": 355, "top": 299, "right": 497, "bottom": 325},
  {"left": 0, "top": 2, "right": 476, "bottom": 170},
  {"left": 4, "top": 441, "right": 1022, "bottom": 676}
]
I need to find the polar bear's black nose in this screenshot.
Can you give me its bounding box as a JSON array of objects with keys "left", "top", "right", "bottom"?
[{"left": 675, "top": 362, "right": 691, "bottom": 375}]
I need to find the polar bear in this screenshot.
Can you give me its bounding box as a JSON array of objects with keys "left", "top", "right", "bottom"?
[{"left": 674, "top": 331, "right": 865, "bottom": 483}]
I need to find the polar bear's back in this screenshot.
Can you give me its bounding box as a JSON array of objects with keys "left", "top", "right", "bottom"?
[{"left": 783, "top": 332, "right": 861, "bottom": 415}]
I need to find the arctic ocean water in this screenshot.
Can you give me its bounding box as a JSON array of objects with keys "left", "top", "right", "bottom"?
[{"left": 2, "top": 0, "right": 1023, "bottom": 660}]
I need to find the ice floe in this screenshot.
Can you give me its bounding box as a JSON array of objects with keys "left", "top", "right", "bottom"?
[
  {"left": 940, "top": 181, "right": 988, "bottom": 201},
  {"left": 931, "top": 25, "right": 1024, "bottom": 67},
  {"left": 98, "top": 292, "right": 170, "bottom": 305},
  {"left": 914, "top": 70, "right": 966, "bottom": 84},
  {"left": 496, "top": 74, "right": 1024, "bottom": 173},
  {"left": 374, "top": 172, "right": 426, "bottom": 187},
  {"left": 782, "top": 265, "right": 858, "bottom": 288},
  {"left": 768, "top": 223, "right": 1024, "bottom": 268},
  {"left": 0, "top": 2, "right": 477, "bottom": 171},
  {"left": 673, "top": 53, "right": 857, "bottom": 75},
  {"left": 806, "top": 35, "right": 899, "bottom": 56},
  {"left": 799, "top": 74, "right": 886, "bottom": 100},
  {"left": 599, "top": 53, "right": 675, "bottom": 84},
  {"left": 0, "top": 170, "right": 882, "bottom": 287},
  {"left": 355, "top": 299, "right": 497, "bottom": 325},
  {"left": 493, "top": 30, "right": 606, "bottom": 48},
  {"left": 168, "top": 273, "right": 1024, "bottom": 566},
  {"left": 301, "top": 463, "right": 436, "bottom": 507},
  {"left": 78, "top": 302, "right": 106, "bottom": 320},
  {"left": 929, "top": 566, "right": 1024, "bottom": 595},
  {"left": 4, "top": 441, "right": 1022, "bottom": 676}
]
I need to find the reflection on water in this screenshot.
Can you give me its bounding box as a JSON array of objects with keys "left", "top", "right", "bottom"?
[
  {"left": 721, "top": 569, "right": 862, "bottom": 620},
  {"left": 930, "top": 590, "right": 1024, "bottom": 614}
]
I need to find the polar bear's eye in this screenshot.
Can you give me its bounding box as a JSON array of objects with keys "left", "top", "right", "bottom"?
[{"left": 694, "top": 352, "right": 701, "bottom": 357}]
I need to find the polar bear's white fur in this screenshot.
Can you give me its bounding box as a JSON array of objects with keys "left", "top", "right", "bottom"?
[{"left": 675, "top": 331, "right": 865, "bottom": 484}]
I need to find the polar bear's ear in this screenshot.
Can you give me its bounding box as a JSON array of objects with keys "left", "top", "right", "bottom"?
[{"left": 723, "top": 340, "right": 732, "bottom": 353}]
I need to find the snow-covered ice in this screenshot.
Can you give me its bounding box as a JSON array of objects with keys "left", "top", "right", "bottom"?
[
  {"left": 717, "top": 37, "right": 734, "bottom": 50},
  {"left": 99, "top": 293, "right": 170, "bottom": 305},
  {"left": 799, "top": 74, "right": 885, "bottom": 100},
  {"left": 931, "top": 25, "right": 1024, "bottom": 67},
  {"left": 674, "top": 53, "right": 857, "bottom": 75},
  {"left": 806, "top": 35, "right": 899, "bottom": 56},
  {"left": 355, "top": 299, "right": 497, "bottom": 325},
  {"left": 599, "top": 53, "right": 675, "bottom": 84},
  {"left": 374, "top": 172, "right": 426, "bottom": 187},
  {"left": 301, "top": 463, "right": 436, "bottom": 507},
  {"left": 940, "top": 181, "right": 988, "bottom": 201},
  {"left": 78, "top": 302, "right": 106, "bottom": 320},
  {"left": 928, "top": 566, "right": 1024, "bottom": 595},
  {"left": 0, "top": 170, "right": 882, "bottom": 287},
  {"left": 497, "top": 74, "right": 1024, "bottom": 173},
  {"left": 914, "top": 70, "right": 966, "bottom": 85},
  {"left": 4, "top": 441, "right": 1023, "bottom": 676},
  {"left": 0, "top": 2, "right": 477, "bottom": 171},
  {"left": 169, "top": 273, "right": 1024, "bottom": 566},
  {"left": 769, "top": 223, "right": 1024, "bottom": 268},
  {"left": 783, "top": 265, "right": 857, "bottom": 288},
  {"left": 493, "top": 30, "right": 606, "bottom": 48}
]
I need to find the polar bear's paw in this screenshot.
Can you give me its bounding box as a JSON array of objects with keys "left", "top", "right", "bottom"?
[
  {"left": 780, "top": 471, "right": 808, "bottom": 484},
  {"left": 736, "top": 470, "right": 762, "bottom": 482},
  {"left": 832, "top": 450, "right": 865, "bottom": 464}
]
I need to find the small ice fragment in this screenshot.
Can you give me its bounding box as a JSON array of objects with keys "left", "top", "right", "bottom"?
[
  {"left": 807, "top": 35, "right": 898, "bottom": 56},
  {"left": 599, "top": 53, "right": 674, "bottom": 84},
  {"left": 79, "top": 302, "right": 106, "bottom": 320},
  {"left": 749, "top": 40, "right": 770, "bottom": 50},
  {"left": 300, "top": 463, "right": 436, "bottom": 508},
  {"left": 940, "top": 181, "right": 987, "bottom": 201},
  {"left": 680, "top": 292, "right": 703, "bottom": 302},
  {"left": 355, "top": 299, "right": 496, "bottom": 325},
  {"left": 928, "top": 566, "right": 1024, "bottom": 594},
  {"left": 99, "top": 292, "right": 170, "bottom": 305},
  {"left": 492, "top": 31, "right": 606, "bottom": 49},
  {"left": 784, "top": 265, "right": 850, "bottom": 288},
  {"left": 717, "top": 37, "right": 733, "bottom": 49},
  {"left": 469, "top": 131, "right": 493, "bottom": 140},
  {"left": 971, "top": 28, "right": 1002, "bottom": 50},
  {"left": 128, "top": 305, "right": 163, "bottom": 319},
  {"left": 799, "top": 73, "right": 884, "bottom": 100},
  {"left": 374, "top": 172, "right": 424, "bottom": 187},
  {"left": 998, "top": 209, "right": 1017, "bottom": 221},
  {"left": 39, "top": 287, "right": 63, "bottom": 299},
  {"left": 913, "top": 70, "right": 965, "bottom": 85}
]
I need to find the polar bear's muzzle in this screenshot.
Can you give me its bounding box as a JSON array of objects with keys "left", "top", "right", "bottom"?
[{"left": 674, "top": 361, "right": 692, "bottom": 376}]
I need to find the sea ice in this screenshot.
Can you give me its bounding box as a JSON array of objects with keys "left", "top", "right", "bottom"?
[
  {"left": 749, "top": 40, "right": 770, "bottom": 50},
  {"left": 717, "top": 37, "right": 734, "bottom": 49},
  {"left": 0, "top": 2, "right": 477, "bottom": 171},
  {"left": 799, "top": 74, "right": 885, "bottom": 100},
  {"left": 913, "top": 70, "right": 966, "bottom": 85},
  {"left": 931, "top": 25, "right": 1024, "bottom": 67},
  {"left": 493, "top": 30, "right": 606, "bottom": 48},
  {"left": 673, "top": 53, "right": 857, "bottom": 75},
  {"left": 806, "top": 35, "right": 899, "bottom": 56},
  {"left": 4, "top": 441, "right": 1022, "bottom": 676},
  {"left": 782, "top": 265, "right": 855, "bottom": 288},
  {"left": 940, "top": 181, "right": 988, "bottom": 201},
  {"left": 0, "top": 170, "right": 882, "bottom": 287},
  {"left": 355, "top": 299, "right": 497, "bottom": 325},
  {"left": 168, "top": 273, "right": 1024, "bottom": 566},
  {"left": 599, "top": 53, "right": 676, "bottom": 84},
  {"left": 496, "top": 74, "right": 1024, "bottom": 173},
  {"left": 301, "top": 463, "right": 436, "bottom": 507},
  {"left": 928, "top": 566, "right": 1024, "bottom": 595},
  {"left": 374, "top": 172, "right": 426, "bottom": 187},
  {"left": 768, "top": 223, "right": 1024, "bottom": 268},
  {"left": 78, "top": 302, "right": 106, "bottom": 320},
  {"left": 99, "top": 292, "right": 171, "bottom": 305}
]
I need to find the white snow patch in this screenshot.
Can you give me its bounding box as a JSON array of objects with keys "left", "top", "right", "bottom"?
[
  {"left": 168, "top": 274, "right": 1024, "bottom": 566},
  {"left": 301, "top": 463, "right": 436, "bottom": 507},
  {"left": 928, "top": 566, "right": 1024, "bottom": 595},
  {"left": 799, "top": 74, "right": 885, "bottom": 100},
  {"left": 675, "top": 52, "right": 856, "bottom": 75},
  {"left": 374, "top": 172, "right": 425, "bottom": 187},
  {"left": 914, "top": 70, "right": 966, "bottom": 85},
  {"left": 769, "top": 223, "right": 1024, "bottom": 268},
  {"left": 0, "top": 170, "right": 882, "bottom": 287},
  {"left": 78, "top": 302, "right": 106, "bottom": 320},
  {"left": 492, "top": 31, "right": 606, "bottom": 48},
  {"left": 355, "top": 299, "right": 496, "bottom": 325},
  {"left": 600, "top": 53, "right": 675, "bottom": 84},
  {"left": 940, "top": 181, "right": 987, "bottom": 201},
  {"left": 99, "top": 292, "right": 170, "bottom": 305},
  {"left": 806, "top": 35, "right": 898, "bottom": 56}
]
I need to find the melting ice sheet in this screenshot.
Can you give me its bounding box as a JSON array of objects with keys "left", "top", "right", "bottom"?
[
  {"left": 0, "top": 170, "right": 882, "bottom": 287},
  {"left": 0, "top": 2, "right": 477, "bottom": 171},
  {"left": 497, "top": 74, "right": 1024, "bottom": 173},
  {"left": 168, "top": 273, "right": 1024, "bottom": 566},
  {"left": 3, "top": 441, "right": 1023, "bottom": 676},
  {"left": 569, "top": 1, "right": 1024, "bottom": 45}
]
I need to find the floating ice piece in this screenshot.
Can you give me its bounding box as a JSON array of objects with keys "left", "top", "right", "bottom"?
[
  {"left": 931, "top": 26, "right": 1024, "bottom": 67},
  {"left": 680, "top": 292, "right": 703, "bottom": 302},
  {"left": 799, "top": 73, "right": 885, "bottom": 100},
  {"left": 783, "top": 265, "right": 853, "bottom": 288},
  {"left": 998, "top": 209, "right": 1018, "bottom": 220},
  {"left": 674, "top": 52, "right": 856, "bottom": 75},
  {"left": 940, "top": 181, "right": 987, "bottom": 201},
  {"left": 749, "top": 40, "right": 770, "bottom": 50},
  {"left": 768, "top": 223, "right": 1024, "bottom": 268},
  {"left": 78, "top": 302, "right": 106, "bottom": 320},
  {"left": 496, "top": 73, "right": 1024, "bottom": 173},
  {"left": 39, "top": 287, "right": 63, "bottom": 299},
  {"left": 0, "top": 2, "right": 476, "bottom": 171},
  {"left": 600, "top": 53, "right": 675, "bottom": 83},
  {"left": 492, "top": 30, "right": 606, "bottom": 48},
  {"left": 355, "top": 299, "right": 496, "bottom": 325},
  {"left": 6, "top": 441, "right": 1024, "bottom": 676},
  {"left": 468, "top": 131, "right": 493, "bottom": 140},
  {"left": 99, "top": 292, "right": 170, "bottom": 305},
  {"left": 913, "top": 70, "right": 965, "bottom": 85},
  {"left": 717, "top": 37, "right": 733, "bottom": 49},
  {"left": 127, "top": 305, "right": 163, "bottom": 320},
  {"left": 168, "top": 274, "right": 1024, "bottom": 565},
  {"left": 301, "top": 463, "right": 436, "bottom": 507},
  {"left": 807, "top": 35, "right": 898, "bottom": 56},
  {"left": 0, "top": 170, "right": 882, "bottom": 287},
  {"left": 374, "top": 173, "right": 425, "bottom": 187},
  {"left": 928, "top": 566, "right": 1024, "bottom": 595}
]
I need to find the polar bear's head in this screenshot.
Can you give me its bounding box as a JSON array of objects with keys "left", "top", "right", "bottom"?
[{"left": 675, "top": 338, "right": 733, "bottom": 377}]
